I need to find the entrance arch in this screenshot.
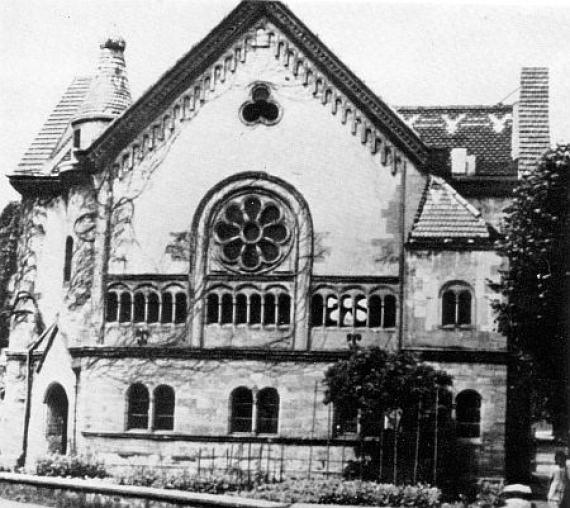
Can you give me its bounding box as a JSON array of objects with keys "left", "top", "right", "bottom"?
[{"left": 44, "top": 383, "right": 68, "bottom": 454}]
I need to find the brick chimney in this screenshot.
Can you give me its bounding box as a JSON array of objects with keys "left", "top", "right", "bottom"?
[
  {"left": 515, "top": 67, "right": 550, "bottom": 177},
  {"left": 71, "top": 35, "right": 132, "bottom": 150}
]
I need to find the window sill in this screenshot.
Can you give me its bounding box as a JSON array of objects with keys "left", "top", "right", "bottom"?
[
  {"left": 441, "top": 325, "right": 475, "bottom": 331},
  {"left": 457, "top": 437, "right": 482, "bottom": 445}
]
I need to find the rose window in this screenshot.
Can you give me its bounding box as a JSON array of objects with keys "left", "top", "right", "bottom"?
[{"left": 213, "top": 194, "right": 291, "bottom": 272}]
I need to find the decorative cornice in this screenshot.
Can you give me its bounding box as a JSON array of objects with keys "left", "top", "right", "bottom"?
[
  {"left": 84, "top": 0, "right": 428, "bottom": 175},
  {"left": 69, "top": 346, "right": 350, "bottom": 362}
]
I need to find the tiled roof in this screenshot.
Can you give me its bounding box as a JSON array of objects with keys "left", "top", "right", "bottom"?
[
  {"left": 397, "top": 105, "right": 515, "bottom": 176},
  {"left": 15, "top": 77, "right": 92, "bottom": 175},
  {"left": 410, "top": 175, "right": 490, "bottom": 242}
]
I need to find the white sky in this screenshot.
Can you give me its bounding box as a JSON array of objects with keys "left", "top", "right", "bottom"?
[{"left": 1, "top": 0, "right": 569, "bottom": 208}]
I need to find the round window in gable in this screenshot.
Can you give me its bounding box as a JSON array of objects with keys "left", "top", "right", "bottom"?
[
  {"left": 212, "top": 193, "right": 293, "bottom": 273},
  {"left": 240, "top": 84, "right": 281, "bottom": 126}
]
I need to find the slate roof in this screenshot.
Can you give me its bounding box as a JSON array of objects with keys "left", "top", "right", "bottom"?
[
  {"left": 15, "top": 77, "right": 92, "bottom": 175},
  {"left": 410, "top": 175, "right": 490, "bottom": 242},
  {"left": 397, "top": 105, "right": 515, "bottom": 177}
]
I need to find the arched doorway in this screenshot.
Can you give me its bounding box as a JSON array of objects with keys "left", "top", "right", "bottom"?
[{"left": 44, "top": 383, "right": 68, "bottom": 454}]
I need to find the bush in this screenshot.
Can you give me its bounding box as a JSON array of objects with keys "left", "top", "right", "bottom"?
[
  {"left": 242, "top": 479, "right": 441, "bottom": 506},
  {"left": 35, "top": 454, "right": 107, "bottom": 479}
]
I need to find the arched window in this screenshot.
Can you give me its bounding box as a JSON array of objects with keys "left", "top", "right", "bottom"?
[
  {"left": 235, "top": 293, "right": 247, "bottom": 324},
  {"left": 161, "top": 292, "right": 173, "bottom": 323},
  {"left": 456, "top": 390, "right": 482, "bottom": 438},
  {"left": 106, "top": 291, "right": 119, "bottom": 322},
  {"left": 311, "top": 294, "right": 324, "bottom": 326},
  {"left": 206, "top": 293, "right": 219, "bottom": 324},
  {"left": 230, "top": 387, "right": 253, "bottom": 433},
  {"left": 368, "top": 294, "right": 382, "bottom": 327},
  {"left": 263, "top": 294, "right": 276, "bottom": 325},
  {"left": 221, "top": 293, "right": 233, "bottom": 324},
  {"left": 119, "top": 292, "right": 132, "bottom": 323},
  {"left": 383, "top": 294, "right": 397, "bottom": 328},
  {"left": 45, "top": 383, "right": 68, "bottom": 454},
  {"left": 126, "top": 383, "right": 149, "bottom": 430},
  {"left": 147, "top": 292, "right": 160, "bottom": 323},
  {"left": 277, "top": 294, "right": 290, "bottom": 325},
  {"left": 174, "top": 292, "right": 187, "bottom": 324},
  {"left": 134, "top": 292, "right": 145, "bottom": 322},
  {"left": 153, "top": 385, "right": 175, "bottom": 431},
  {"left": 442, "top": 283, "right": 473, "bottom": 327},
  {"left": 257, "top": 388, "right": 279, "bottom": 434},
  {"left": 63, "top": 236, "right": 73, "bottom": 283},
  {"left": 250, "top": 294, "right": 261, "bottom": 324}
]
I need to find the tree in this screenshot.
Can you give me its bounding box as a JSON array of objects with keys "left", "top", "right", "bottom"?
[
  {"left": 323, "top": 346, "right": 452, "bottom": 482},
  {"left": 492, "top": 145, "right": 570, "bottom": 477},
  {"left": 0, "top": 201, "right": 21, "bottom": 348}
]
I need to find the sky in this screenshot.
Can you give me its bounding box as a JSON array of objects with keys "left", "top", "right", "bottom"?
[{"left": 1, "top": 0, "right": 569, "bottom": 208}]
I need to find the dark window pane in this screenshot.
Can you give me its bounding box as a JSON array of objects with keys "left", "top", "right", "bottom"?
[
  {"left": 134, "top": 292, "right": 145, "bottom": 323},
  {"left": 147, "top": 293, "right": 159, "bottom": 323},
  {"left": 127, "top": 383, "right": 149, "bottom": 430},
  {"left": 250, "top": 294, "right": 261, "bottom": 324},
  {"left": 383, "top": 295, "right": 396, "bottom": 328},
  {"left": 456, "top": 390, "right": 481, "bottom": 438},
  {"left": 264, "top": 294, "right": 275, "bottom": 325},
  {"left": 106, "top": 292, "right": 118, "bottom": 322},
  {"left": 368, "top": 295, "right": 382, "bottom": 327},
  {"left": 333, "top": 403, "right": 358, "bottom": 437},
  {"left": 311, "top": 294, "right": 324, "bottom": 327},
  {"left": 236, "top": 293, "right": 247, "bottom": 324},
  {"left": 230, "top": 387, "right": 252, "bottom": 433},
  {"left": 257, "top": 388, "right": 279, "bottom": 434},
  {"left": 221, "top": 293, "right": 233, "bottom": 324},
  {"left": 161, "top": 293, "right": 173, "bottom": 323},
  {"left": 442, "top": 290, "right": 456, "bottom": 326},
  {"left": 174, "top": 293, "right": 187, "bottom": 324},
  {"left": 153, "top": 385, "right": 175, "bottom": 431},
  {"left": 119, "top": 293, "right": 132, "bottom": 323},
  {"left": 63, "top": 237, "right": 73, "bottom": 282},
  {"left": 206, "top": 293, "right": 219, "bottom": 324},
  {"left": 354, "top": 294, "right": 367, "bottom": 328},
  {"left": 277, "top": 294, "right": 290, "bottom": 325},
  {"left": 458, "top": 291, "right": 472, "bottom": 325}
]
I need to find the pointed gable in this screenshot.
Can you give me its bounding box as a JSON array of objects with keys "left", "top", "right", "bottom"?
[
  {"left": 410, "top": 175, "right": 490, "bottom": 243},
  {"left": 86, "top": 0, "right": 427, "bottom": 171}
]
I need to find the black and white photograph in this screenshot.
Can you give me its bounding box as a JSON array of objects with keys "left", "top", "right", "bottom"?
[{"left": 0, "top": 1, "right": 569, "bottom": 506}]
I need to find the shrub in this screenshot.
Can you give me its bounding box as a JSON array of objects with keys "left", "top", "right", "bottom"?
[
  {"left": 241, "top": 478, "right": 441, "bottom": 506},
  {"left": 35, "top": 454, "right": 107, "bottom": 479}
]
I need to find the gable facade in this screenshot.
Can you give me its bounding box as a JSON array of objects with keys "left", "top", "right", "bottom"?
[{"left": 0, "top": 0, "right": 551, "bottom": 485}]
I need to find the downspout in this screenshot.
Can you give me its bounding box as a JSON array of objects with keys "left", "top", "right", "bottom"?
[
  {"left": 19, "top": 332, "right": 47, "bottom": 468},
  {"left": 397, "top": 161, "right": 407, "bottom": 351}
]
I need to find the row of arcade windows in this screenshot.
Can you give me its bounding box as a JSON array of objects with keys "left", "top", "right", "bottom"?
[
  {"left": 126, "top": 384, "right": 175, "bottom": 431},
  {"left": 206, "top": 292, "right": 291, "bottom": 326},
  {"left": 230, "top": 387, "right": 279, "bottom": 434},
  {"left": 311, "top": 292, "right": 397, "bottom": 329},
  {"left": 334, "top": 389, "right": 482, "bottom": 439},
  {"left": 106, "top": 289, "right": 187, "bottom": 324},
  {"left": 442, "top": 284, "right": 472, "bottom": 327}
]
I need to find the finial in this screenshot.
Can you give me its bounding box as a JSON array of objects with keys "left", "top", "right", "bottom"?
[{"left": 101, "top": 35, "right": 126, "bottom": 51}]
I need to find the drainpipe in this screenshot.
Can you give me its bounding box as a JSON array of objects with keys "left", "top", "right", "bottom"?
[
  {"left": 397, "top": 161, "right": 408, "bottom": 351},
  {"left": 19, "top": 332, "right": 47, "bottom": 468},
  {"left": 72, "top": 360, "right": 81, "bottom": 454}
]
